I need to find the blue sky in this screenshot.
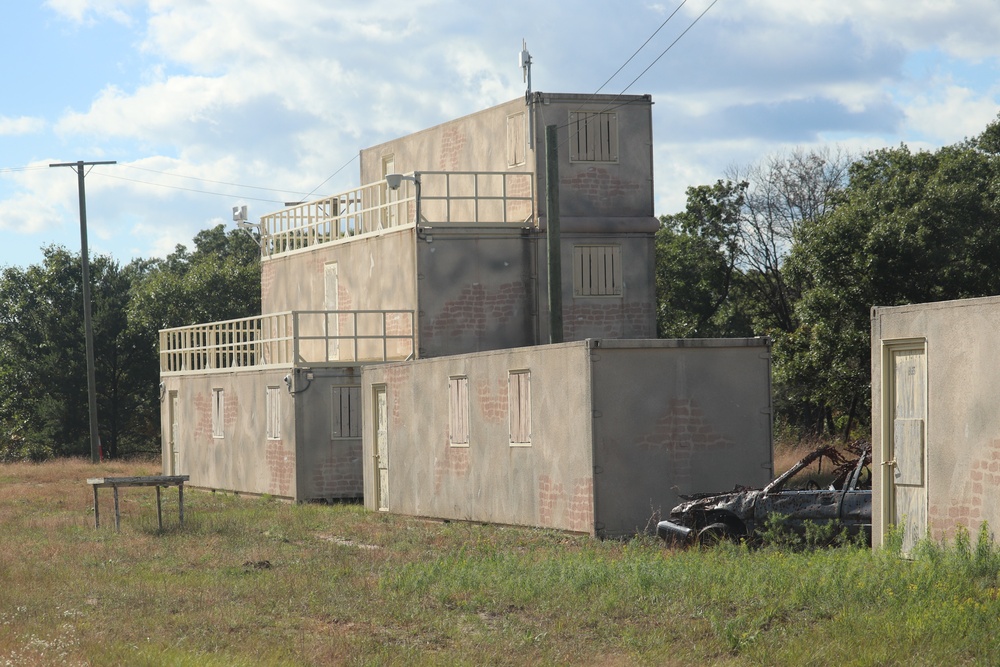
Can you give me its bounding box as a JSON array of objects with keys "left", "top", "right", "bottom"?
[{"left": 2, "top": 0, "right": 1000, "bottom": 269}]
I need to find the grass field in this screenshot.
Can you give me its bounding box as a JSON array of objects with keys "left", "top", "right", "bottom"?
[{"left": 1, "top": 458, "right": 998, "bottom": 666}]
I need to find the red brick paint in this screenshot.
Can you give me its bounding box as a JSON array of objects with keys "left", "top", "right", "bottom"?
[
  {"left": 562, "top": 167, "right": 642, "bottom": 212},
  {"left": 266, "top": 439, "right": 294, "bottom": 497},
  {"left": 930, "top": 438, "right": 1000, "bottom": 540},
  {"left": 424, "top": 281, "right": 529, "bottom": 340},
  {"left": 433, "top": 435, "right": 472, "bottom": 495},
  {"left": 538, "top": 474, "right": 594, "bottom": 532},
  {"left": 438, "top": 126, "right": 468, "bottom": 171},
  {"left": 475, "top": 377, "right": 508, "bottom": 425},
  {"left": 635, "top": 398, "right": 735, "bottom": 486},
  {"left": 311, "top": 441, "right": 364, "bottom": 498},
  {"left": 564, "top": 302, "right": 654, "bottom": 339}
]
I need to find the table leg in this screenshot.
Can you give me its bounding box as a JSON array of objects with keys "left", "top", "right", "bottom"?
[
  {"left": 113, "top": 486, "right": 121, "bottom": 532},
  {"left": 93, "top": 485, "right": 100, "bottom": 529},
  {"left": 156, "top": 485, "right": 163, "bottom": 531},
  {"left": 178, "top": 484, "right": 185, "bottom": 526}
]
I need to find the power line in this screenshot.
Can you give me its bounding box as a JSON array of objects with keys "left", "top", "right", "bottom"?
[
  {"left": 94, "top": 171, "right": 286, "bottom": 204},
  {"left": 119, "top": 164, "right": 312, "bottom": 196},
  {"left": 616, "top": 0, "right": 719, "bottom": 98},
  {"left": 590, "top": 0, "right": 688, "bottom": 97},
  {"left": 301, "top": 153, "right": 359, "bottom": 202}
]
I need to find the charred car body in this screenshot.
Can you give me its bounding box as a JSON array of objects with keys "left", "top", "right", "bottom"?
[{"left": 657, "top": 445, "right": 872, "bottom": 545}]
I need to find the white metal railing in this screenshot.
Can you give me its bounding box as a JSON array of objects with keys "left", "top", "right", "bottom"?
[
  {"left": 159, "top": 310, "right": 415, "bottom": 373},
  {"left": 259, "top": 170, "right": 535, "bottom": 258}
]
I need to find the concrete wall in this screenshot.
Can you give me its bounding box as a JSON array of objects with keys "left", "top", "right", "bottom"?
[
  {"left": 261, "top": 227, "right": 416, "bottom": 316},
  {"left": 361, "top": 338, "right": 772, "bottom": 537},
  {"left": 872, "top": 296, "right": 1000, "bottom": 548},
  {"left": 160, "top": 366, "right": 364, "bottom": 502},
  {"left": 590, "top": 339, "right": 773, "bottom": 537}
]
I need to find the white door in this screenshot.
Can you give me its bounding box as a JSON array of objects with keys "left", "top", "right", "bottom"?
[
  {"left": 324, "top": 263, "right": 339, "bottom": 361},
  {"left": 886, "top": 344, "right": 927, "bottom": 556},
  {"left": 374, "top": 386, "right": 389, "bottom": 511},
  {"left": 168, "top": 391, "right": 179, "bottom": 475}
]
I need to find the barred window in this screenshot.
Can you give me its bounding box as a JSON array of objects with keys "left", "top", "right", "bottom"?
[{"left": 568, "top": 111, "right": 618, "bottom": 163}]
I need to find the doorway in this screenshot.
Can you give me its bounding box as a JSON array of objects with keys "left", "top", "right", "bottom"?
[{"left": 882, "top": 341, "right": 927, "bottom": 556}]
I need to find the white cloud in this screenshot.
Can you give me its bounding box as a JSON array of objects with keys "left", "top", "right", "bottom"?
[
  {"left": 45, "top": 0, "right": 138, "bottom": 25},
  {"left": 0, "top": 116, "right": 45, "bottom": 136}
]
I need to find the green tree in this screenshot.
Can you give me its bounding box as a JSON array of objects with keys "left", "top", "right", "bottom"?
[
  {"left": 0, "top": 247, "right": 150, "bottom": 459},
  {"left": 656, "top": 180, "right": 752, "bottom": 337},
  {"left": 784, "top": 123, "right": 1000, "bottom": 436}
]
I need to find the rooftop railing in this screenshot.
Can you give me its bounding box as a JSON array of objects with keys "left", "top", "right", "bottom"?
[
  {"left": 259, "top": 170, "right": 534, "bottom": 258},
  {"left": 159, "top": 310, "right": 415, "bottom": 374}
]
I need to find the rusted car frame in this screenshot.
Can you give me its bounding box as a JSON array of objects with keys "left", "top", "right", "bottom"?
[{"left": 657, "top": 444, "right": 872, "bottom": 545}]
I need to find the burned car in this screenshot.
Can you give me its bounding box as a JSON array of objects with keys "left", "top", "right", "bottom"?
[{"left": 657, "top": 444, "right": 871, "bottom": 545}]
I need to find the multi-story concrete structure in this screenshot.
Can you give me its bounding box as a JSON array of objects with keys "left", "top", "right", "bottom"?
[{"left": 159, "top": 92, "right": 774, "bottom": 534}]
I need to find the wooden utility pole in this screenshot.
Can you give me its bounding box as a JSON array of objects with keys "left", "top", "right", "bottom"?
[
  {"left": 49, "top": 160, "right": 116, "bottom": 463},
  {"left": 545, "top": 125, "right": 563, "bottom": 344}
]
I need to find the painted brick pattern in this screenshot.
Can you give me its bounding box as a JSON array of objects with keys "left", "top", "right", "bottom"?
[
  {"left": 193, "top": 393, "right": 212, "bottom": 440},
  {"left": 261, "top": 261, "right": 276, "bottom": 309},
  {"left": 929, "top": 438, "right": 1000, "bottom": 540},
  {"left": 635, "top": 398, "right": 735, "bottom": 486},
  {"left": 475, "top": 377, "right": 508, "bottom": 425},
  {"left": 506, "top": 173, "right": 533, "bottom": 222},
  {"left": 562, "top": 167, "right": 642, "bottom": 212},
  {"left": 266, "top": 439, "right": 294, "bottom": 497},
  {"left": 383, "top": 365, "right": 413, "bottom": 429},
  {"left": 564, "top": 302, "right": 654, "bottom": 340},
  {"left": 311, "top": 441, "right": 364, "bottom": 498},
  {"left": 434, "top": 437, "right": 471, "bottom": 494},
  {"left": 538, "top": 475, "right": 594, "bottom": 532},
  {"left": 438, "top": 126, "right": 468, "bottom": 171},
  {"left": 425, "top": 281, "right": 528, "bottom": 340}
]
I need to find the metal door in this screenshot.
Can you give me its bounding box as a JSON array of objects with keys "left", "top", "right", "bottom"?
[
  {"left": 374, "top": 386, "right": 389, "bottom": 511},
  {"left": 885, "top": 344, "right": 927, "bottom": 556}
]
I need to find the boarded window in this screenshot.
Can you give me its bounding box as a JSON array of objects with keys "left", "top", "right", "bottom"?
[
  {"left": 508, "top": 370, "right": 531, "bottom": 446},
  {"left": 568, "top": 111, "right": 618, "bottom": 163},
  {"left": 332, "top": 386, "right": 361, "bottom": 438},
  {"left": 266, "top": 386, "right": 281, "bottom": 440},
  {"left": 212, "top": 388, "right": 225, "bottom": 439},
  {"left": 449, "top": 376, "right": 470, "bottom": 446},
  {"left": 573, "top": 245, "right": 623, "bottom": 297},
  {"left": 507, "top": 112, "right": 526, "bottom": 167}
]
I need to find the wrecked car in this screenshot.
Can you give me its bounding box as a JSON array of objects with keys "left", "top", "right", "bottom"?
[{"left": 657, "top": 444, "right": 872, "bottom": 545}]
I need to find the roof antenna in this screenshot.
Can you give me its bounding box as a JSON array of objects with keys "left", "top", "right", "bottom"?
[{"left": 520, "top": 39, "right": 534, "bottom": 149}]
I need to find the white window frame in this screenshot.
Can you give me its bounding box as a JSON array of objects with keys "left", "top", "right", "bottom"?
[
  {"left": 506, "top": 111, "right": 526, "bottom": 168},
  {"left": 212, "top": 388, "right": 225, "bottom": 439},
  {"left": 568, "top": 111, "right": 619, "bottom": 163},
  {"left": 573, "top": 245, "right": 623, "bottom": 297},
  {"left": 332, "top": 386, "right": 362, "bottom": 439},
  {"left": 449, "top": 376, "right": 470, "bottom": 447},
  {"left": 266, "top": 386, "right": 281, "bottom": 440},
  {"left": 508, "top": 370, "right": 531, "bottom": 447}
]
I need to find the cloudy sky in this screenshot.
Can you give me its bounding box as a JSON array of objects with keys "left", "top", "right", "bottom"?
[{"left": 2, "top": 0, "right": 999, "bottom": 269}]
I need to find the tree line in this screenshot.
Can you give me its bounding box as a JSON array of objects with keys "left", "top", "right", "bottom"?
[
  {"left": 0, "top": 226, "right": 260, "bottom": 460},
  {"left": 658, "top": 114, "right": 1000, "bottom": 440},
  {"left": 4, "top": 115, "right": 1000, "bottom": 458}
]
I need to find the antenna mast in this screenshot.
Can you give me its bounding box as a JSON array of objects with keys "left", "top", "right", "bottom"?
[{"left": 520, "top": 40, "right": 534, "bottom": 149}]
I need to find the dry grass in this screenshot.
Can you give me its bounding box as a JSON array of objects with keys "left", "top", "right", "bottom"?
[{"left": 1, "top": 459, "right": 998, "bottom": 665}]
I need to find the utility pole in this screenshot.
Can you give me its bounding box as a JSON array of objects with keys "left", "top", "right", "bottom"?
[
  {"left": 545, "top": 125, "right": 563, "bottom": 344},
  {"left": 49, "top": 160, "right": 116, "bottom": 464}
]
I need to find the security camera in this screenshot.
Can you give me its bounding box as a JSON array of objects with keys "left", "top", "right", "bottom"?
[{"left": 385, "top": 173, "right": 404, "bottom": 191}]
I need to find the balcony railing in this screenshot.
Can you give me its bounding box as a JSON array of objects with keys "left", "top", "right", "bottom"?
[
  {"left": 159, "top": 310, "right": 415, "bottom": 374},
  {"left": 259, "top": 170, "right": 535, "bottom": 258}
]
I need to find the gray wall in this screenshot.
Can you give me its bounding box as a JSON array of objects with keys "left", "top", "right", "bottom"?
[
  {"left": 161, "top": 366, "right": 364, "bottom": 502},
  {"left": 361, "top": 338, "right": 773, "bottom": 537},
  {"left": 590, "top": 339, "right": 774, "bottom": 536},
  {"left": 872, "top": 296, "right": 1000, "bottom": 548}
]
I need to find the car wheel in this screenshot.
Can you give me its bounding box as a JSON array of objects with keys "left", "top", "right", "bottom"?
[{"left": 697, "top": 522, "right": 738, "bottom": 545}]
